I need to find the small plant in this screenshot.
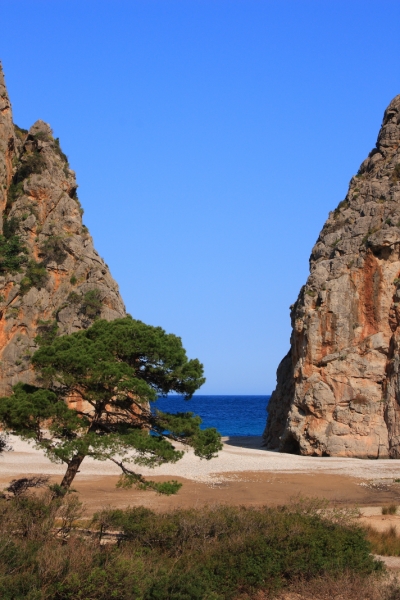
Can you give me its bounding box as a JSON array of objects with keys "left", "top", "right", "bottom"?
[
  {"left": 306, "top": 290, "right": 316, "bottom": 297},
  {"left": 334, "top": 198, "right": 349, "bottom": 217},
  {"left": 332, "top": 238, "right": 341, "bottom": 247},
  {"left": 7, "top": 150, "right": 46, "bottom": 209},
  {"left": 0, "top": 232, "right": 28, "bottom": 273},
  {"left": 13, "top": 124, "right": 28, "bottom": 141},
  {"left": 20, "top": 260, "right": 48, "bottom": 294},
  {"left": 382, "top": 504, "right": 398, "bottom": 515},
  {"left": 67, "top": 291, "right": 81, "bottom": 304},
  {"left": 80, "top": 289, "right": 103, "bottom": 319},
  {"left": 53, "top": 137, "right": 69, "bottom": 164},
  {"left": 391, "top": 163, "right": 400, "bottom": 182},
  {"left": 70, "top": 275, "right": 77, "bottom": 285},
  {"left": 35, "top": 320, "right": 59, "bottom": 347},
  {"left": 393, "top": 277, "right": 400, "bottom": 286},
  {"left": 3, "top": 216, "right": 20, "bottom": 239},
  {"left": 39, "top": 235, "right": 67, "bottom": 264},
  {"left": 32, "top": 130, "right": 52, "bottom": 142},
  {"left": 385, "top": 218, "right": 393, "bottom": 226}
]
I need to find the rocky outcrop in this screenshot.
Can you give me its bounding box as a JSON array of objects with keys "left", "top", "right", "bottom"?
[
  {"left": 264, "top": 94, "right": 400, "bottom": 458},
  {"left": 0, "top": 63, "right": 125, "bottom": 395}
]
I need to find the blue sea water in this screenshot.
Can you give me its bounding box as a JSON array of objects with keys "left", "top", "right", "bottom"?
[{"left": 153, "top": 395, "right": 271, "bottom": 437}]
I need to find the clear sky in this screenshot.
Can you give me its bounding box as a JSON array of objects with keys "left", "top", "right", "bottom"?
[{"left": 1, "top": 1, "right": 400, "bottom": 394}]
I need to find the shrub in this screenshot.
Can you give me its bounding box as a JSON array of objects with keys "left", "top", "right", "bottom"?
[
  {"left": 334, "top": 198, "right": 349, "bottom": 217},
  {"left": 80, "top": 289, "right": 103, "bottom": 319},
  {"left": 7, "top": 150, "right": 46, "bottom": 209},
  {"left": 3, "top": 216, "right": 20, "bottom": 239},
  {"left": 0, "top": 498, "right": 384, "bottom": 600},
  {"left": 366, "top": 524, "right": 400, "bottom": 556},
  {"left": 13, "top": 151, "right": 46, "bottom": 184},
  {"left": 13, "top": 124, "right": 28, "bottom": 141},
  {"left": 39, "top": 235, "right": 67, "bottom": 264},
  {"left": 35, "top": 320, "right": 59, "bottom": 347},
  {"left": 382, "top": 504, "right": 398, "bottom": 515},
  {"left": 391, "top": 163, "right": 400, "bottom": 182},
  {"left": 32, "top": 130, "right": 52, "bottom": 142},
  {"left": 53, "top": 137, "right": 69, "bottom": 164},
  {"left": 67, "top": 291, "right": 81, "bottom": 304},
  {"left": 20, "top": 260, "right": 48, "bottom": 294},
  {"left": 70, "top": 275, "right": 77, "bottom": 285},
  {"left": 0, "top": 233, "right": 28, "bottom": 273},
  {"left": 6, "top": 180, "right": 24, "bottom": 208}
]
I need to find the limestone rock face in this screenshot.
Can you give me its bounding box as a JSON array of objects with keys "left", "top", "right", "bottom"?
[
  {"left": 264, "top": 94, "right": 400, "bottom": 458},
  {"left": 0, "top": 63, "right": 126, "bottom": 395}
]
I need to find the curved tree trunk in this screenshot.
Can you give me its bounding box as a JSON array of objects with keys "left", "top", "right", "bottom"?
[{"left": 60, "top": 454, "right": 85, "bottom": 489}]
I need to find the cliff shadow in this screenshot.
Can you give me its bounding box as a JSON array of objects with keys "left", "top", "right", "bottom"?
[{"left": 223, "top": 436, "right": 271, "bottom": 450}]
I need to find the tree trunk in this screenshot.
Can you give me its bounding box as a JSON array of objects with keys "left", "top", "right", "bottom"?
[{"left": 60, "top": 454, "right": 85, "bottom": 489}]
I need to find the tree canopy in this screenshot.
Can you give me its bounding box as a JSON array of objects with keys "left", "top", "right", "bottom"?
[{"left": 0, "top": 317, "right": 222, "bottom": 493}]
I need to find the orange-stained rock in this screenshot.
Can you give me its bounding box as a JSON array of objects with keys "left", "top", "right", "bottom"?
[
  {"left": 0, "top": 63, "right": 126, "bottom": 395},
  {"left": 264, "top": 94, "right": 400, "bottom": 458}
]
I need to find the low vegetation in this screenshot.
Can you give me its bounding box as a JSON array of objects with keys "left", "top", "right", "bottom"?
[{"left": 0, "top": 493, "right": 388, "bottom": 600}]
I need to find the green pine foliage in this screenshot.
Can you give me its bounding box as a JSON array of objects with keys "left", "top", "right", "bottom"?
[{"left": 0, "top": 317, "right": 219, "bottom": 492}]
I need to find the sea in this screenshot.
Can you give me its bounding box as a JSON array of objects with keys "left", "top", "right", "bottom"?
[{"left": 153, "top": 395, "right": 271, "bottom": 437}]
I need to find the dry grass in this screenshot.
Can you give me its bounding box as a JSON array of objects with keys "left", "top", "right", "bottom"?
[
  {"left": 243, "top": 573, "right": 400, "bottom": 600},
  {"left": 366, "top": 525, "right": 400, "bottom": 557},
  {"left": 383, "top": 505, "right": 398, "bottom": 515}
]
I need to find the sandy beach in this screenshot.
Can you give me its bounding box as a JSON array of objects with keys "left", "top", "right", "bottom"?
[{"left": 2, "top": 434, "right": 400, "bottom": 514}]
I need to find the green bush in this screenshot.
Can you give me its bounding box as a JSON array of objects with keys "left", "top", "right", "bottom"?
[
  {"left": 0, "top": 497, "right": 382, "bottom": 600},
  {"left": 80, "top": 289, "right": 103, "bottom": 319},
  {"left": 53, "top": 137, "right": 69, "bottom": 164},
  {"left": 3, "top": 216, "right": 20, "bottom": 239},
  {"left": 39, "top": 235, "right": 67, "bottom": 264},
  {"left": 20, "top": 260, "right": 48, "bottom": 294},
  {"left": 32, "top": 130, "right": 52, "bottom": 142},
  {"left": 34, "top": 320, "right": 59, "bottom": 347},
  {"left": 382, "top": 504, "right": 398, "bottom": 515},
  {"left": 0, "top": 233, "right": 28, "bottom": 273},
  {"left": 7, "top": 150, "right": 46, "bottom": 209}
]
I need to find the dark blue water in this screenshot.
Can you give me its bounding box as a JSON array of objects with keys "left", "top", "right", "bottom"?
[{"left": 153, "top": 395, "right": 270, "bottom": 437}]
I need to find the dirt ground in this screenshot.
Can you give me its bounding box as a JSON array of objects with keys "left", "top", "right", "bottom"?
[{"left": 2, "top": 470, "right": 400, "bottom": 515}]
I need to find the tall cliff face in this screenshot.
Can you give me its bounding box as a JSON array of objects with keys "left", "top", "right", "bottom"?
[
  {"left": 264, "top": 94, "right": 400, "bottom": 458},
  {"left": 0, "top": 64, "right": 126, "bottom": 395}
]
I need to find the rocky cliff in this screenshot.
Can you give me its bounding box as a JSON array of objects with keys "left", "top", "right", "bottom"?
[
  {"left": 0, "top": 63, "right": 125, "bottom": 395},
  {"left": 264, "top": 94, "right": 400, "bottom": 458}
]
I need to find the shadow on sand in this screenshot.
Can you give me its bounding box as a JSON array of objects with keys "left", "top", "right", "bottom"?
[{"left": 223, "top": 435, "right": 270, "bottom": 450}]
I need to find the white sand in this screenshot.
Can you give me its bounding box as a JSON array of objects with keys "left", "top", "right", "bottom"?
[{"left": 2, "top": 435, "right": 400, "bottom": 484}]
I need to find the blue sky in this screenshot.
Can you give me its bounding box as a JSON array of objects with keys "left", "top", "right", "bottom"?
[{"left": 1, "top": 1, "right": 400, "bottom": 393}]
